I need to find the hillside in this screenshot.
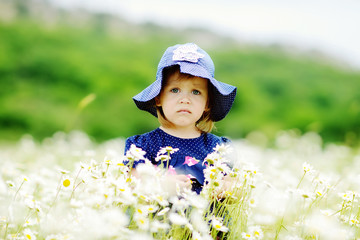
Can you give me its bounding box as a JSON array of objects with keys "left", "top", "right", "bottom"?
[{"left": 0, "top": 0, "right": 359, "bottom": 145}]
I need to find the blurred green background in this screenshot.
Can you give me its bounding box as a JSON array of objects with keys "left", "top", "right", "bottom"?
[{"left": 0, "top": 0, "right": 359, "bottom": 145}]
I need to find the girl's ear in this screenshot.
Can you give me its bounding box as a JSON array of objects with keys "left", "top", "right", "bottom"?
[{"left": 155, "top": 96, "right": 161, "bottom": 106}]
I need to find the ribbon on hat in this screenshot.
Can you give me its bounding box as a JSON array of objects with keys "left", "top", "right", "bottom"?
[{"left": 172, "top": 43, "right": 204, "bottom": 63}]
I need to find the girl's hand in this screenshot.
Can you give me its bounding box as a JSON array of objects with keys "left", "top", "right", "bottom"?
[
  {"left": 216, "top": 175, "right": 241, "bottom": 203},
  {"left": 174, "top": 174, "right": 192, "bottom": 188},
  {"left": 164, "top": 174, "right": 192, "bottom": 195},
  {"left": 221, "top": 175, "right": 234, "bottom": 192}
]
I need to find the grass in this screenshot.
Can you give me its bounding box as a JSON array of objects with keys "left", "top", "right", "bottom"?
[{"left": 0, "top": 130, "right": 359, "bottom": 239}]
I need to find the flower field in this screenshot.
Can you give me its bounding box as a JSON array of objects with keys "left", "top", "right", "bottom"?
[{"left": 0, "top": 131, "right": 359, "bottom": 240}]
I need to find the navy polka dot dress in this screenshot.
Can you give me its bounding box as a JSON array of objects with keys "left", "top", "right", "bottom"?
[{"left": 124, "top": 128, "right": 229, "bottom": 193}]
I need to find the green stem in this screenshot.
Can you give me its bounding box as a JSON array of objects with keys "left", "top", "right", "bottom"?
[
  {"left": 3, "top": 222, "right": 9, "bottom": 240},
  {"left": 13, "top": 179, "right": 26, "bottom": 201},
  {"left": 126, "top": 158, "right": 135, "bottom": 174},
  {"left": 70, "top": 168, "right": 83, "bottom": 200},
  {"left": 70, "top": 181, "right": 83, "bottom": 200},
  {"left": 275, "top": 216, "right": 286, "bottom": 240},
  {"left": 166, "top": 152, "right": 170, "bottom": 169},
  {"left": 275, "top": 192, "right": 292, "bottom": 239},
  {"left": 296, "top": 172, "right": 306, "bottom": 189},
  {"left": 104, "top": 164, "right": 110, "bottom": 177},
  {"left": 16, "top": 209, "right": 35, "bottom": 236},
  {"left": 348, "top": 195, "right": 355, "bottom": 223},
  {"left": 47, "top": 175, "right": 63, "bottom": 215}
]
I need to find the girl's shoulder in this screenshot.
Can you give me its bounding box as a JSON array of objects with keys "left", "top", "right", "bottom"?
[
  {"left": 204, "top": 132, "right": 231, "bottom": 145},
  {"left": 125, "top": 128, "right": 167, "bottom": 152},
  {"left": 124, "top": 128, "right": 163, "bottom": 152}
]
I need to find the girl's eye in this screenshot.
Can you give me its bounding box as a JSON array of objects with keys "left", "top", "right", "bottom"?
[
  {"left": 171, "top": 88, "right": 179, "bottom": 93},
  {"left": 192, "top": 90, "right": 200, "bottom": 95}
]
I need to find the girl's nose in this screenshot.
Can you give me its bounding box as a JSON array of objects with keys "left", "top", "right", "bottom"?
[{"left": 179, "top": 93, "right": 191, "bottom": 104}]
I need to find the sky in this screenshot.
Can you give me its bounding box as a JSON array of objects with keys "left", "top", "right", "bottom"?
[{"left": 51, "top": 0, "right": 360, "bottom": 69}]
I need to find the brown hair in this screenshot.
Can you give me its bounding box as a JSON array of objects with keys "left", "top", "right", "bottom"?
[{"left": 155, "top": 65, "right": 215, "bottom": 133}]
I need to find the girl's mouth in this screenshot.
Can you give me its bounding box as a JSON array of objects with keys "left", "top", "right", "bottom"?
[{"left": 178, "top": 109, "right": 191, "bottom": 114}]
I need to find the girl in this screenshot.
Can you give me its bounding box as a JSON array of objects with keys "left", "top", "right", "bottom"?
[{"left": 124, "top": 43, "right": 237, "bottom": 194}]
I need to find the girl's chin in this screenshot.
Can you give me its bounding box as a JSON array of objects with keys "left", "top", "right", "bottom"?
[{"left": 168, "top": 117, "right": 202, "bottom": 126}]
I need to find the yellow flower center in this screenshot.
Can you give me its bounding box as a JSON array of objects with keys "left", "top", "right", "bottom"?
[{"left": 63, "top": 179, "right": 71, "bottom": 187}]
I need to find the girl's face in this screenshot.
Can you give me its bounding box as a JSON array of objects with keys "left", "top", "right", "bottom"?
[{"left": 157, "top": 72, "right": 209, "bottom": 133}]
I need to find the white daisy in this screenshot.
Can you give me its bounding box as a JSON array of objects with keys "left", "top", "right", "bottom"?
[{"left": 211, "top": 216, "right": 228, "bottom": 232}]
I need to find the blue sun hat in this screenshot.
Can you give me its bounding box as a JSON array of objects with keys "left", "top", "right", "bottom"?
[{"left": 133, "top": 43, "right": 237, "bottom": 122}]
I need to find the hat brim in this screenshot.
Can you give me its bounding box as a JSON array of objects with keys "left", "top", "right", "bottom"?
[{"left": 133, "top": 62, "right": 236, "bottom": 122}]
